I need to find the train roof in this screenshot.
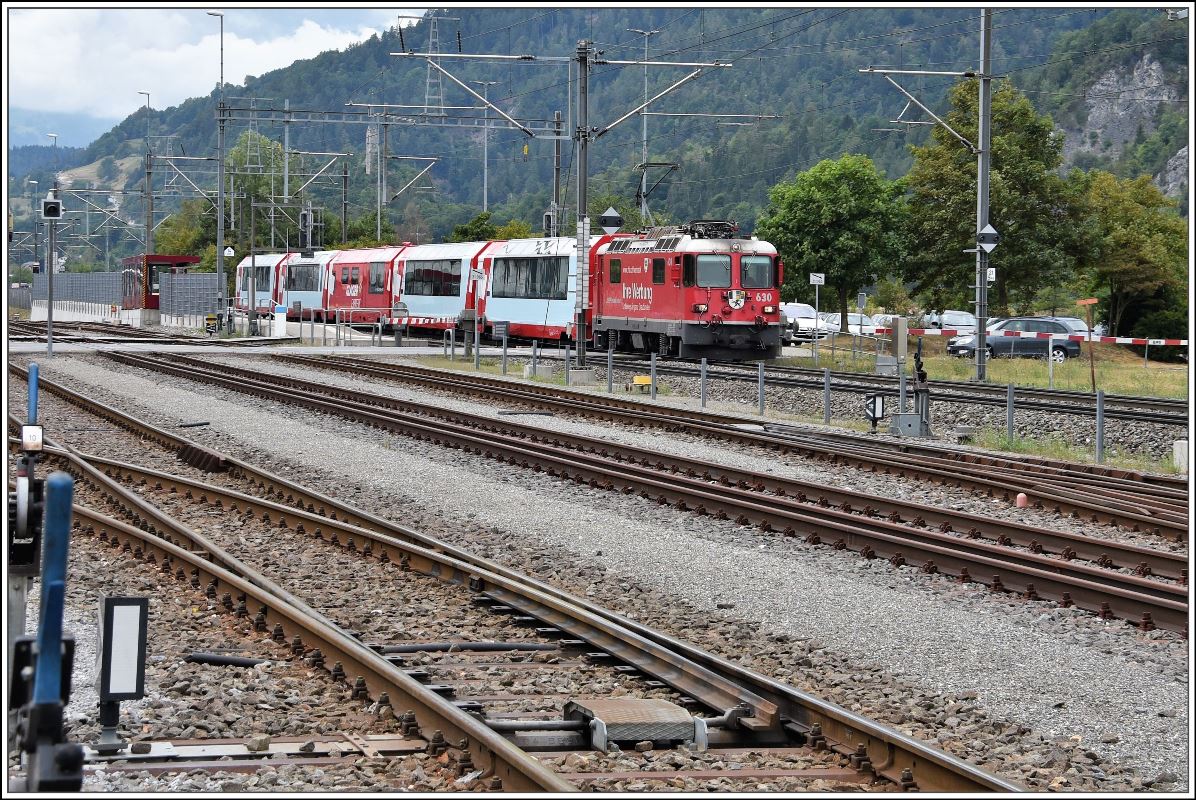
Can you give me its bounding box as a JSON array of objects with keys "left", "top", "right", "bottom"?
[
  {"left": 287, "top": 249, "right": 342, "bottom": 266},
  {"left": 235, "top": 253, "right": 291, "bottom": 268},
  {"left": 598, "top": 232, "right": 776, "bottom": 257},
  {"left": 398, "top": 241, "right": 497, "bottom": 261},
  {"left": 490, "top": 237, "right": 577, "bottom": 258},
  {"left": 328, "top": 246, "right": 403, "bottom": 265}
]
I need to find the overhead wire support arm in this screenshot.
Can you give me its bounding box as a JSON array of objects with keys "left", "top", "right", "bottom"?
[
  {"left": 595, "top": 69, "right": 707, "bottom": 138},
  {"left": 390, "top": 158, "right": 439, "bottom": 202},
  {"left": 860, "top": 69, "right": 979, "bottom": 154},
  {"left": 418, "top": 59, "right": 537, "bottom": 138}
]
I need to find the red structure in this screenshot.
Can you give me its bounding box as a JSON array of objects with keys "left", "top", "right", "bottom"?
[{"left": 120, "top": 254, "right": 200, "bottom": 310}]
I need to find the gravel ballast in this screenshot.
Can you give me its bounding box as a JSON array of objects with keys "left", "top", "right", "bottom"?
[{"left": 11, "top": 354, "right": 1189, "bottom": 792}]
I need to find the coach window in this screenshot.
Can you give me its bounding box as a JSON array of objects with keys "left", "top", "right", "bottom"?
[
  {"left": 492, "top": 256, "right": 568, "bottom": 299},
  {"left": 351, "top": 266, "right": 360, "bottom": 285},
  {"left": 740, "top": 255, "right": 773, "bottom": 289},
  {"left": 253, "top": 263, "right": 271, "bottom": 290},
  {"left": 695, "top": 254, "right": 731, "bottom": 288},
  {"left": 287, "top": 263, "right": 319, "bottom": 291},
  {"left": 404, "top": 259, "right": 462, "bottom": 296},
  {"left": 369, "top": 262, "right": 387, "bottom": 294},
  {"left": 651, "top": 258, "right": 666, "bottom": 285},
  {"left": 609, "top": 258, "right": 621, "bottom": 284}
]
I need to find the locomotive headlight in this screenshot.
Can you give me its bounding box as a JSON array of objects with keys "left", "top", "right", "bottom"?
[
  {"left": 692, "top": 303, "right": 708, "bottom": 313},
  {"left": 763, "top": 305, "right": 776, "bottom": 314}
]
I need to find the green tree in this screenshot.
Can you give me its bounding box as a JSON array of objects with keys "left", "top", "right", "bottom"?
[
  {"left": 756, "top": 154, "right": 908, "bottom": 330},
  {"left": 1075, "top": 170, "right": 1186, "bottom": 335},
  {"left": 97, "top": 156, "right": 118, "bottom": 182},
  {"left": 904, "top": 80, "right": 1090, "bottom": 315},
  {"left": 447, "top": 212, "right": 498, "bottom": 242},
  {"left": 495, "top": 219, "right": 533, "bottom": 239}
]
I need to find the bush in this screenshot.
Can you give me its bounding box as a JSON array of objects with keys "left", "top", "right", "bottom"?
[{"left": 1129, "top": 309, "right": 1188, "bottom": 362}]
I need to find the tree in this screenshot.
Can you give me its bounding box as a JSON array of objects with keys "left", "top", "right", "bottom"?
[
  {"left": 97, "top": 156, "right": 118, "bottom": 182},
  {"left": 1075, "top": 170, "right": 1186, "bottom": 335},
  {"left": 447, "top": 212, "right": 498, "bottom": 243},
  {"left": 904, "top": 80, "right": 1090, "bottom": 316},
  {"left": 756, "top": 154, "right": 908, "bottom": 330},
  {"left": 495, "top": 219, "right": 533, "bottom": 239}
]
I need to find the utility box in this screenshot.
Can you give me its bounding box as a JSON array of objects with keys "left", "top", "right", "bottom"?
[
  {"left": 890, "top": 412, "right": 927, "bottom": 438},
  {"left": 273, "top": 306, "right": 287, "bottom": 338},
  {"left": 875, "top": 355, "right": 898, "bottom": 376},
  {"left": 1175, "top": 440, "right": 1188, "bottom": 472}
]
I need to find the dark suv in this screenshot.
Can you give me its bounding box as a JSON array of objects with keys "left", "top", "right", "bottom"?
[{"left": 946, "top": 317, "right": 1082, "bottom": 363}]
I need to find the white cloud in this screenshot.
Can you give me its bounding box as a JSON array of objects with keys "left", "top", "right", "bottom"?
[{"left": 7, "top": 9, "right": 397, "bottom": 119}]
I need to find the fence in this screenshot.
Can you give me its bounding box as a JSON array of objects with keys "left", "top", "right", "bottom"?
[
  {"left": 9, "top": 286, "right": 32, "bottom": 309},
  {"left": 30, "top": 299, "right": 121, "bottom": 323},
  {"left": 159, "top": 273, "right": 219, "bottom": 316},
  {"left": 32, "top": 273, "right": 122, "bottom": 304}
]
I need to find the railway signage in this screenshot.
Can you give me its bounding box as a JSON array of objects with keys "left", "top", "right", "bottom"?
[
  {"left": 223, "top": 247, "right": 235, "bottom": 257},
  {"left": 986, "top": 267, "right": 996, "bottom": 283},
  {"left": 976, "top": 223, "right": 1000, "bottom": 253},
  {"left": 599, "top": 207, "right": 623, "bottom": 234},
  {"left": 856, "top": 292, "right": 866, "bottom": 310},
  {"left": 20, "top": 424, "right": 43, "bottom": 453},
  {"left": 493, "top": 320, "right": 509, "bottom": 339},
  {"left": 809, "top": 273, "right": 825, "bottom": 286}
]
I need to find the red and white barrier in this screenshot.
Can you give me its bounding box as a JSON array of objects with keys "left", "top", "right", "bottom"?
[{"left": 870, "top": 328, "right": 1188, "bottom": 347}]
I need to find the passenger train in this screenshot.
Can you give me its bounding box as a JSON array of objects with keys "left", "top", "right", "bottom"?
[{"left": 233, "top": 220, "right": 783, "bottom": 360}]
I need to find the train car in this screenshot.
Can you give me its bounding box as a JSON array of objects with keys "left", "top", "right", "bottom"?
[
  {"left": 390, "top": 240, "right": 499, "bottom": 331},
  {"left": 591, "top": 220, "right": 783, "bottom": 359},
  {"left": 120, "top": 253, "right": 201, "bottom": 310},
  {"left": 233, "top": 253, "right": 289, "bottom": 314},
  {"left": 323, "top": 247, "right": 403, "bottom": 324},
  {"left": 481, "top": 236, "right": 614, "bottom": 342},
  {"left": 282, "top": 249, "right": 339, "bottom": 320}
]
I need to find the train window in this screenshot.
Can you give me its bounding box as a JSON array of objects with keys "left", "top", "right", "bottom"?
[
  {"left": 740, "top": 255, "right": 774, "bottom": 289},
  {"left": 651, "top": 258, "right": 666, "bottom": 285},
  {"left": 695, "top": 254, "right": 731, "bottom": 288},
  {"left": 351, "top": 266, "right": 360, "bottom": 285},
  {"left": 609, "top": 259, "right": 621, "bottom": 284},
  {"left": 682, "top": 254, "right": 695, "bottom": 287},
  {"left": 491, "top": 256, "right": 568, "bottom": 300},
  {"left": 287, "top": 264, "right": 319, "bottom": 291},
  {"left": 253, "top": 264, "right": 271, "bottom": 290},
  {"left": 404, "top": 259, "right": 462, "bottom": 296},
  {"left": 368, "top": 262, "right": 387, "bottom": 294}
]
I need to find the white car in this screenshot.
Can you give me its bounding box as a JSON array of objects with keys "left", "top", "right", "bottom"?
[
  {"left": 780, "top": 302, "right": 832, "bottom": 342},
  {"left": 823, "top": 312, "right": 876, "bottom": 335},
  {"left": 933, "top": 310, "right": 977, "bottom": 335}
]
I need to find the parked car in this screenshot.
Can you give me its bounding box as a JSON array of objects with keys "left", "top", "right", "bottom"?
[
  {"left": 823, "top": 312, "right": 876, "bottom": 335},
  {"left": 870, "top": 313, "right": 896, "bottom": 330},
  {"left": 946, "top": 317, "right": 1081, "bottom": 362},
  {"left": 1052, "top": 316, "right": 1091, "bottom": 336},
  {"left": 780, "top": 302, "right": 832, "bottom": 342},
  {"left": 932, "top": 309, "right": 977, "bottom": 335}
]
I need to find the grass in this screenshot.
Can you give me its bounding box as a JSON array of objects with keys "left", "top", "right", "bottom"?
[
  {"left": 413, "top": 354, "right": 676, "bottom": 394},
  {"left": 973, "top": 429, "right": 1182, "bottom": 474},
  {"left": 779, "top": 337, "right": 1188, "bottom": 399}
]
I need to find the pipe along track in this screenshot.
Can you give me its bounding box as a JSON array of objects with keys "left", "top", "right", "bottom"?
[
  {"left": 9, "top": 362, "right": 1020, "bottom": 792},
  {"left": 87, "top": 353, "right": 1189, "bottom": 633},
  {"left": 277, "top": 354, "right": 1188, "bottom": 538}
]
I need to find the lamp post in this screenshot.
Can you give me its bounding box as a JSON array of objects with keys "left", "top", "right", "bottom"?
[
  {"left": 627, "top": 28, "right": 659, "bottom": 223},
  {"left": 207, "top": 10, "right": 227, "bottom": 327},
  {"left": 28, "top": 180, "right": 39, "bottom": 272},
  {"left": 137, "top": 91, "right": 151, "bottom": 152},
  {"left": 470, "top": 80, "right": 499, "bottom": 212},
  {"left": 46, "top": 133, "right": 59, "bottom": 356}
]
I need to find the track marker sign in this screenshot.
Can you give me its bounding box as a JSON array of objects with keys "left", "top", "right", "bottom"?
[
  {"left": 977, "top": 223, "right": 1000, "bottom": 253},
  {"left": 599, "top": 207, "right": 623, "bottom": 234},
  {"left": 809, "top": 273, "right": 825, "bottom": 286}
]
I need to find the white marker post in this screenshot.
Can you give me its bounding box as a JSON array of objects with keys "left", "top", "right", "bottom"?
[
  {"left": 810, "top": 273, "right": 825, "bottom": 365},
  {"left": 93, "top": 596, "right": 149, "bottom": 755}
]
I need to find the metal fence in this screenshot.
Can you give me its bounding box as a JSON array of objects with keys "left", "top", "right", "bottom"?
[
  {"left": 32, "top": 273, "right": 122, "bottom": 304},
  {"left": 160, "top": 273, "right": 219, "bottom": 315},
  {"left": 9, "top": 286, "right": 32, "bottom": 309}
]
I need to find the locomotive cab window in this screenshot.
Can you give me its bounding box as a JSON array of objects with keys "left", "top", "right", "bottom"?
[
  {"left": 682, "top": 254, "right": 695, "bottom": 287},
  {"left": 695, "top": 254, "right": 731, "bottom": 288},
  {"left": 740, "top": 255, "right": 774, "bottom": 289},
  {"left": 652, "top": 258, "right": 666, "bottom": 285},
  {"left": 609, "top": 258, "right": 621, "bottom": 284},
  {"left": 341, "top": 267, "right": 350, "bottom": 284},
  {"left": 368, "top": 262, "right": 387, "bottom": 294}
]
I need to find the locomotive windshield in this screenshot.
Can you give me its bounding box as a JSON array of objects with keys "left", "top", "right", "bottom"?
[
  {"left": 740, "top": 255, "right": 774, "bottom": 289},
  {"left": 695, "top": 254, "right": 731, "bottom": 288}
]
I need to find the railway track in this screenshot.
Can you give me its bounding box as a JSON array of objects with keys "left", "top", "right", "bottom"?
[
  {"left": 68, "top": 354, "right": 1190, "bottom": 634},
  {"left": 272, "top": 354, "right": 1188, "bottom": 538},
  {"left": 534, "top": 351, "right": 1189, "bottom": 425},
  {"left": 7, "top": 365, "right": 1023, "bottom": 792}
]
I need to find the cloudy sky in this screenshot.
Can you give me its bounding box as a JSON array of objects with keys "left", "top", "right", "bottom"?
[{"left": 7, "top": 4, "right": 425, "bottom": 143}]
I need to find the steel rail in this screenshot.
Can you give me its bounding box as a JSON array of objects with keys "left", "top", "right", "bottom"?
[
  {"left": 137, "top": 356, "right": 1189, "bottom": 579},
  {"left": 84, "top": 355, "right": 1188, "bottom": 632},
  {"left": 8, "top": 364, "right": 1023, "bottom": 792},
  {"left": 276, "top": 355, "right": 1188, "bottom": 534},
  {"left": 292, "top": 354, "right": 1188, "bottom": 495},
  {"left": 22, "top": 442, "right": 574, "bottom": 792}
]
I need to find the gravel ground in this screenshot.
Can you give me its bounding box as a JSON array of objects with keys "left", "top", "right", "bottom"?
[{"left": 11, "top": 354, "right": 1190, "bottom": 792}]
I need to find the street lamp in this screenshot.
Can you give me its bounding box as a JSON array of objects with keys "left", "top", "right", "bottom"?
[
  {"left": 627, "top": 28, "right": 660, "bottom": 223},
  {"left": 137, "top": 91, "right": 150, "bottom": 152},
  {"left": 28, "top": 180, "right": 39, "bottom": 271},
  {"left": 207, "top": 10, "right": 228, "bottom": 327},
  {"left": 470, "top": 80, "right": 500, "bottom": 212}
]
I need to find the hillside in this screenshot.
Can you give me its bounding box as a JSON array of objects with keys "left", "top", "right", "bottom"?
[{"left": 7, "top": 7, "right": 1188, "bottom": 259}]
